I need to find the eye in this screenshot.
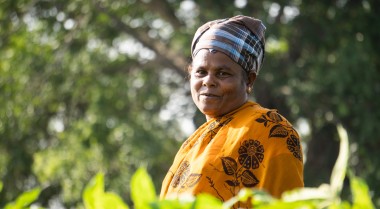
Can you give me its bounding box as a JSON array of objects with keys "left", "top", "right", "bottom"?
[
  {"left": 193, "top": 69, "right": 207, "bottom": 77},
  {"left": 217, "top": 71, "right": 231, "bottom": 78}
]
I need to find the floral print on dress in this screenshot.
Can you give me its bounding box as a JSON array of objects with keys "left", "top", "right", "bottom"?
[
  {"left": 170, "top": 161, "right": 190, "bottom": 188},
  {"left": 170, "top": 160, "right": 202, "bottom": 192},
  {"left": 180, "top": 116, "right": 234, "bottom": 151},
  {"left": 205, "top": 110, "right": 302, "bottom": 207},
  {"left": 256, "top": 110, "right": 303, "bottom": 161},
  {"left": 287, "top": 134, "right": 302, "bottom": 161},
  {"left": 238, "top": 139, "right": 264, "bottom": 169},
  {"left": 207, "top": 139, "right": 262, "bottom": 203}
]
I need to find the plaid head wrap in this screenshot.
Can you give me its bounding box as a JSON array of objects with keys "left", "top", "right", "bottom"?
[{"left": 191, "top": 15, "right": 266, "bottom": 74}]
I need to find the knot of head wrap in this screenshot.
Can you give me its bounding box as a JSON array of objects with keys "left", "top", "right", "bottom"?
[{"left": 191, "top": 15, "right": 266, "bottom": 74}]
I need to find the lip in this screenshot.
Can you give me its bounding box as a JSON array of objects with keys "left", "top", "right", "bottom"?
[
  {"left": 200, "top": 92, "right": 220, "bottom": 97},
  {"left": 199, "top": 93, "right": 221, "bottom": 101}
]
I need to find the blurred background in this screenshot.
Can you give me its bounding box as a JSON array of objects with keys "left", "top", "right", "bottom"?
[{"left": 0, "top": 0, "right": 379, "bottom": 208}]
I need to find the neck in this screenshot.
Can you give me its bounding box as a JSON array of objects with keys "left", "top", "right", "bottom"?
[{"left": 204, "top": 100, "right": 250, "bottom": 121}]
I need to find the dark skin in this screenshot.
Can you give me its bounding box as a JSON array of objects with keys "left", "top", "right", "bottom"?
[{"left": 188, "top": 49, "right": 256, "bottom": 121}]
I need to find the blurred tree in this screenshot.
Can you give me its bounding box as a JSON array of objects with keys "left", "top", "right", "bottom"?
[
  {"left": 0, "top": 0, "right": 379, "bottom": 208},
  {"left": 256, "top": 0, "right": 380, "bottom": 205},
  {"left": 0, "top": 0, "right": 187, "bottom": 207},
  {"left": 288, "top": 0, "right": 380, "bottom": 196}
]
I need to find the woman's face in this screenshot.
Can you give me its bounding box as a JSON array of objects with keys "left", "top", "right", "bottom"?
[{"left": 190, "top": 49, "right": 249, "bottom": 121}]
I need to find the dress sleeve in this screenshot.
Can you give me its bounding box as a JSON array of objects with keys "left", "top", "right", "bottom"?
[
  {"left": 210, "top": 110, "right": 304, "bottom": 206},
  {"left": 243, "top": 109, "right": 304, "bottom": 198},
  {"left": 260, "top": 153, "right": 304, "bottom": 198}
]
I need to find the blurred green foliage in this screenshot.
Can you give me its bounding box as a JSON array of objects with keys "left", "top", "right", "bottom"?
[{"left": 0, "top": 0, "right": 379, "bottom": 208}]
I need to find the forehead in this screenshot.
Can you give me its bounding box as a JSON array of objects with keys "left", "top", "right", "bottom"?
[{"left": 192, "top": 49, "right": 242, "bottom": 70}]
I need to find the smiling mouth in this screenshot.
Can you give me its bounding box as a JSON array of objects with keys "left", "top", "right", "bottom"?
[
  {"left": 200, "top": 94, "right": 219, "bottom": 99},
  {"left": 200, "top": 93, "right": 220, "bottom": 98}
]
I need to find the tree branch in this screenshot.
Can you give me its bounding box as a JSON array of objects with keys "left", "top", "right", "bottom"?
[
  {"left": 137, "top": 0, "right": 183, "bottom": 30},
  {"left": 93, "top": 1, "right": 188, "bottom": 78}
]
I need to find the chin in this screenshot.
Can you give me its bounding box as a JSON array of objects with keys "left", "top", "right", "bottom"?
[
  {"left": 200, "top": 109, "right": 217, "bottom": 116},
  {"left": 202, "top": 109, "right": 223, "bottom": 118}
]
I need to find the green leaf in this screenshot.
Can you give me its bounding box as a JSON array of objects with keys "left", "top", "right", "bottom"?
[
  {"left": 193, "top": 193, "right": 223, "bottom": 209},
  {"left": 102, "top": 192, "right": 130, "bottom": 209},
  {"left": 83, "top": 173, "right": 105, "bottom": 209},
  {"left": 350, "top": 175, "right": 375, "bottom": 209},
  {"left": 255, "top": 200, "right": 316, "bottom": 209},
  {"left": 281, "top": 184, "right": 331, "bottom": 202},
  {"left": 330, "top": 124, "right": 349, "bottom": 197},
  {"left": 223, "top": 188, "right": 254, "bottom": 208},
  {"left": 252, "top": 190, "right": 275, "bottom": 206},
  {"left": 4, "top": 188, "right": 41, "bottom": 209},
  {"left": 328, "top": 201, "right": 351, "bottom": 209},
  {"left": 130, "top": 167, "right": 157, "bottom": 209},
  {"left": 224, "top": 188, "right": 318, "bottom": 209},
  {"left": 152, "top": 198, "right": 194, "bottom": 209},
  {"left": 0, "top": 181, "right": 3, "bottom": 192},
  {"left": 83, "top": 172, "right": 129, "bottom": 209},
  {"left": 223, "top": 188, "right": 274, "bottom": 209}
]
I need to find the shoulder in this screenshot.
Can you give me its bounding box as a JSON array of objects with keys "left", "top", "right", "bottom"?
[
  {"left": 243, "top": 102, "right": 299, "bottom": 139},
  {"left": 234, "top": 101, "right": 294, "bottom": 129},
  {"left": 229, "top": 101, "right": 303, "bottom": 161}
]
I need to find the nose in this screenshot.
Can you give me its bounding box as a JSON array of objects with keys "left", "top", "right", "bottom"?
[{"left": 202, "top": 74, "right": 217, "bottom": 87}]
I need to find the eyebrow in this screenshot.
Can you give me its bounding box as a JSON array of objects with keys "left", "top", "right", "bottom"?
[
  {"left": 193, "top": 64, "right": 233, "bottom": 71},
  {"left": 217, "top": 65, "right": 233, "bottom": 71}
]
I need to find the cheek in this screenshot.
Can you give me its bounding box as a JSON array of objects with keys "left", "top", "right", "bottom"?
[
  {"left": 190, "top": 77, "right": 201, "bottom": 90},
  {"left": 189, "top": 78, "right": 200, "bottom": 97},
  {"left": 223, "top": 82, "right": 245, "bottom": 94},
  {"left": 222, "top": 83, "right": 247, "bottom": 102}
]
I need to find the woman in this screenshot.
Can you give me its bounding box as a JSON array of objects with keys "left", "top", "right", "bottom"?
[{"left": 160, "top": 15, "right": 304, "bottom": 206}]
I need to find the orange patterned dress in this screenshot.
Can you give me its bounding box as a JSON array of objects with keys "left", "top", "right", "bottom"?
[{"left": 160, "top": 101, "right": 304, "bottom": 206}]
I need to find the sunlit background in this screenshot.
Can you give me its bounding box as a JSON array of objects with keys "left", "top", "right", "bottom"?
[{"left": 1, "top": 0, "right": 379, "bottom": 208}]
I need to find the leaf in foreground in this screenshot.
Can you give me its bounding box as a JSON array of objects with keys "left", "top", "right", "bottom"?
[
  {"left": 350, "top": 175, "right": 375, "bottom": 209},
  {"left": 131, "top": 167, "right": 157, "bottom": 209},
  {"left": 4, "top": 188, "right": 41, "bottom": 209},
  {"left": 83, "top": 172, "right": 129, "bottom": 209}
]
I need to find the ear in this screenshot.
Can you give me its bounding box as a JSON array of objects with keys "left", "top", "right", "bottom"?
[
  {"left": 247, "top": 72, "right": 256, "bottom": 87},
  {"left": 186, "top": 64, "right": 192, "bottom": 80}
]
